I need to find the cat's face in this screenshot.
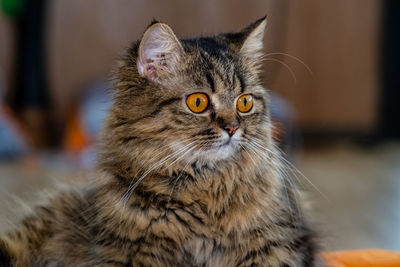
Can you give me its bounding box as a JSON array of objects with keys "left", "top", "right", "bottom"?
[{"left": 110, "top": 18, "right": 271, "bottom": 169}]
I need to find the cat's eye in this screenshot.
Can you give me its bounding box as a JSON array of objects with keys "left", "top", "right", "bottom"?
[
  {"left": 186, "top": 93, "right": 209, "bottom": 113},
  {"left": 237, "top": 94, "right": 253, "bottom": 113}
]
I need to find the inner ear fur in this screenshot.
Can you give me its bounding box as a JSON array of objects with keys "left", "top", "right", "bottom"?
[{"left": 137, "top": 22, "right": 185, "bottom": 82}]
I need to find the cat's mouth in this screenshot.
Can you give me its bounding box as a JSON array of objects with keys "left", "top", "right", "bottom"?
[
  {"left": 199, "top": 136, "right": 239, "bottom": 161},
  {"left": 170, "top": 133, "right": 241, "bottom": 164},
  {"left": 215, "top": 139, "right": 231, "bottom": 149},
  {"left": 202, "top": 130, "right": 243, "bottom": 158}
]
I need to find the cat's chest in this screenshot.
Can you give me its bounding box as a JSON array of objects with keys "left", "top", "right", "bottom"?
[
  {"left": 170, "top": 233, "right": 237, "bottom": 267},
  {"left": 143, "top": 205, "right": 241, "bottom": 265},
  {"left": 183, "top": 237, "right": 216, "bottom": 265}
]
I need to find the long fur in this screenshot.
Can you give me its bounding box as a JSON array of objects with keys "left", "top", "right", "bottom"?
[{"left": 0, "top": 18, "right": 319, "bottom": 266}]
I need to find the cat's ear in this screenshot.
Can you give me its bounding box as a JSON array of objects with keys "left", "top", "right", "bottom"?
[
  {"left": 137, "top": 21, "right": 184, "bottom": 81},
  {"left": 239, "top": 16, "right": 267, "bottom": 59}
]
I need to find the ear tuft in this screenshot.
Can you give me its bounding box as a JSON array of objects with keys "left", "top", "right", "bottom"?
[
  {"left": 239, "top": 16, "right": 267, "bottom": 59},
  {"left": 149, "top": 18, "right": 161, "bottom": 27},
  {"left": 137, "top": 22, "right": 184, "bottom": 81}
]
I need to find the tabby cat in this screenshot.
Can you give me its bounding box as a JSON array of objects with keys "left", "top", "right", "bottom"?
[{"left": 0, "top": 17, "right": 319, "bottom": 266}]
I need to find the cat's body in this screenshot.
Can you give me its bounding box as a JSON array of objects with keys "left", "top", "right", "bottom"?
[{"left": 0, "top": 18, "right": 318, "bottom": 266}]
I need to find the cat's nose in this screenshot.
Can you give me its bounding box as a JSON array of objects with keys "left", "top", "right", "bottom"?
[{"left": 223, "top": 124, "right": 239, "bottom": 137}]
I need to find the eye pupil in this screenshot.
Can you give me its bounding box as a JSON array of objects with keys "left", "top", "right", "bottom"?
[
  {"left": 237, "top": 94, "right": 253, "bottom": 113},
  {"left": 186, "top": 93, "right": 209, "bottom": 113}
]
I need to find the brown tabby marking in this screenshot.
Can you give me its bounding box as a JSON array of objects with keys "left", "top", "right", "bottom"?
[{"left": 0, "top": 17, "right": 319, "bottom": 266}]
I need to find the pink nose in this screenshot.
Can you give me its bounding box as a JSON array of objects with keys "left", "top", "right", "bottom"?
[{"left": 223, "top": 125, "right": 239, "bottom": 137}]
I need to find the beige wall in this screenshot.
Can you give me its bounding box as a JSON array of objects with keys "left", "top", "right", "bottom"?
[{"left": 0, "top": 0, "right": 380, "bottom": 133}]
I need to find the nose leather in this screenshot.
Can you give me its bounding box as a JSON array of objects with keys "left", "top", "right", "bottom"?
[{"left": 223, "top": 124, "right": 239, "bottom": 137}]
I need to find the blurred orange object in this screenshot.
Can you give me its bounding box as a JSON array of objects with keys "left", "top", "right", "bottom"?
[
  {"left": 64, "top": 108, "right": 90, "bottom": 155},
  {"left": 323, "top": 250, "right": 400, "bottom": 267}
]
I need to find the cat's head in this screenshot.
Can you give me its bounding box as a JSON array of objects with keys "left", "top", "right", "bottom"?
[{"left": 104, "top": 17, "right": 272, "bottom": 172}]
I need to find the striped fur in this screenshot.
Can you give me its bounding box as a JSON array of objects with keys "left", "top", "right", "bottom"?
[{"left": 0, "top": 18, "right": 319, "bottom": 266}]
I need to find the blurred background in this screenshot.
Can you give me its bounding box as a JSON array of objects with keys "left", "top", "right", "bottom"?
[{"left": 0, "top": 0, "right": 399, "bottom": 252}]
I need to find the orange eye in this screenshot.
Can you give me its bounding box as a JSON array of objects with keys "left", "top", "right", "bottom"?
[
  {"left": 186, "top": 93, "right": 209, "bottom": 113},
  {"left": 237, "top": 94, "right": 253, "bottom": 113}
]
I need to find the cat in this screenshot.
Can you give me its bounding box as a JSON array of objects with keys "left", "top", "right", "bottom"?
[{"left": 0, "top": 17, "right": 319, "bottom": 266}]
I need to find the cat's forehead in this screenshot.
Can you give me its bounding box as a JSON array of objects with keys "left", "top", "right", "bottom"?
[
  {"left": 182, "top": 39, "right": 241, "bottom": 84},
  {"left": 181, "top": 43, "right": 260, "bottom": 101},
  {"left": 183, "top": 37, "right": 229, "bottom": 58},
  {"left": 186, "top": 37, "right": 239, "bottom": 70}
]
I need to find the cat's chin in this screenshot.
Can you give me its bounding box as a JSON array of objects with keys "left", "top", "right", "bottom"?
[
  {"left": 195, "top": 140, "right": 239, "bottom": 163},
  {"left": 209, "top": 143, "right": 236, "bottom": 160},
  {"left": 202, "top": 131, "right": 245, "bottom": 162},
  {"left": 169, "top": 134, "right": 240, "bottom": 166}
]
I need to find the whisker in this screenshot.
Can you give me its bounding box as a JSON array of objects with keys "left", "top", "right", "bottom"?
[
  {"left": 166, "top": 143, "right": 201, "bottom": 204},
  {"left": 121, "top": 140, "right": 198, "bottom": 206},
  {"left": 163, "top": 142, "right": 198, "bottom": 171},
  {"left": 243, "top": 140, "right": 303, "bottom": 218},
  {"left": 120, "top": 140, "right": 181, "bottom": 201},
  {"left": 264, "top": 52, "right": 313, "bottom": 75},
  {"left": 243, "top": 132, "right": 328, "bottom": 202},
  {"left": 239, "top": 142, "right": 258, "bottom": 167},
  {"left": 250, "top": 137, "right": 329, "bottom": 202},
  {"left": 262, "top": 58, "right": 297, "bottom": 82}
]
